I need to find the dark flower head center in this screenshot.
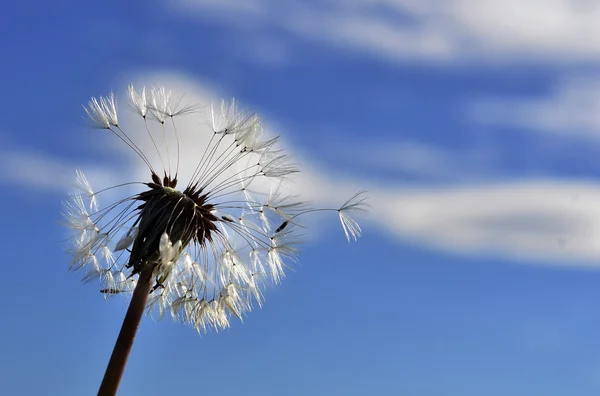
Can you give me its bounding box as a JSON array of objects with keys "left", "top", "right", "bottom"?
[{"left": 127, "top": 173, "right": 219, "bottom": 276}]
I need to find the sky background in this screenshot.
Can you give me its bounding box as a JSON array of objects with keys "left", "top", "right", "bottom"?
[{"left": 3, "top": 1, "right": 600, "bottom": 395}]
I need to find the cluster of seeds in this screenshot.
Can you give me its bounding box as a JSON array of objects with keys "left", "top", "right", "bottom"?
[{"left": 63, "top": 86, "right": 367, "bottom": 333}]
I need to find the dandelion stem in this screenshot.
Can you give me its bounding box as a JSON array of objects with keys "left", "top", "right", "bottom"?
[{"left": 98, "top": 270, "right": 154, "bottom": 396}]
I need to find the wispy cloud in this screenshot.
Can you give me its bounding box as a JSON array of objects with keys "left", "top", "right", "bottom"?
[
  {"left": 470, "top": 76, "right": 600, "bottom": 136},
  {"left": 371, "top": 180, "right": 600, "bottom": 264},
  {"left": 175, "top": 0, "right": 600, "bottom": 64},
  {"left": 0, "top": 141, "right": 118, "bottom": 194},
  {"left": 6, "top": 72, "right": 600, "bottom": 265},
  {"left": 330, "top": 139, "right": 500, "bottom": 182},
  {"left": 265, "top": 155, "right": 600, "bottom": 264}
]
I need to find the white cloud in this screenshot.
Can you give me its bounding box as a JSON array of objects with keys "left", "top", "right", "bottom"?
[
  {"left": 7, "top": 72, "right": 600, "bottom": 265},
  {"left": 470, "top": 76, "right": 600, "bottom": 136},
  {"left": 281, "top": 153, "right": 600, "bottom": 264},
  {"left": 370, "top": 180, "right": 600, "bottom": 264},
  {"left": 333, "top": 140, "right": 500, "bottom": 182},
  {"left": 175, "top": 0, "right": 600, "bottom": 64},
  {"left": 280, "top": 166, "right": 600, "bottom": 267},
  {"left": 0, "top": 143, "right": 118, "bottom": 194}
]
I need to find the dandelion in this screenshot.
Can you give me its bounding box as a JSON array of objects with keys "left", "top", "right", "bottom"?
[{"left": 63, "top": 86, "right": 367, "bottom": 395}]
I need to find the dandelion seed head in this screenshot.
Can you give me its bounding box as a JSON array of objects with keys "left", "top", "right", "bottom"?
[{"left": 64, "top": 85, "right": 367, "bottom": 333}]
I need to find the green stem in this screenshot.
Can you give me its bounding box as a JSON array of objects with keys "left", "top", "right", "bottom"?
[{"left": 98, "top": 271, "right": 153, "bottom": 396}]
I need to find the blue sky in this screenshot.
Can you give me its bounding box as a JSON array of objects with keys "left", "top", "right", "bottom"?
[{"left": 3, "top": 0, "right": 600, "bottom": 395}]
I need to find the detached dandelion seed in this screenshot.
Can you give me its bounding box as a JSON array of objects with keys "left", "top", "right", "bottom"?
[{"left": 63, "top": 86, "right": 367, "bottom": 395}]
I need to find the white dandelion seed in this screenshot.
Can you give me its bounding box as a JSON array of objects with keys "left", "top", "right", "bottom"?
[
  {"left": 127, "top": 84, "right": 147, "bottom": 118},
  {"left": 338, "top": 191, "right": 369, "bottom": 242},
  {"left": 64, "top": 85, "right": 368, "bottom": 336},
  {"left": 83, "top": 91, "right": 118, "bottom": 128}
]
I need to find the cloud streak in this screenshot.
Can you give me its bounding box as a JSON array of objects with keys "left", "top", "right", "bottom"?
[
  {"left": 470, "top": 76, "right": 600, "bottom": 137},
  {"left": 372, "top": 180, "right": 600, "bottom": 264},
  {"left": 0, "top": 142, "right": 118, "bottom": 194},
  {"left": 175, "top": 0, "right": 600, "bottom": 64}
]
